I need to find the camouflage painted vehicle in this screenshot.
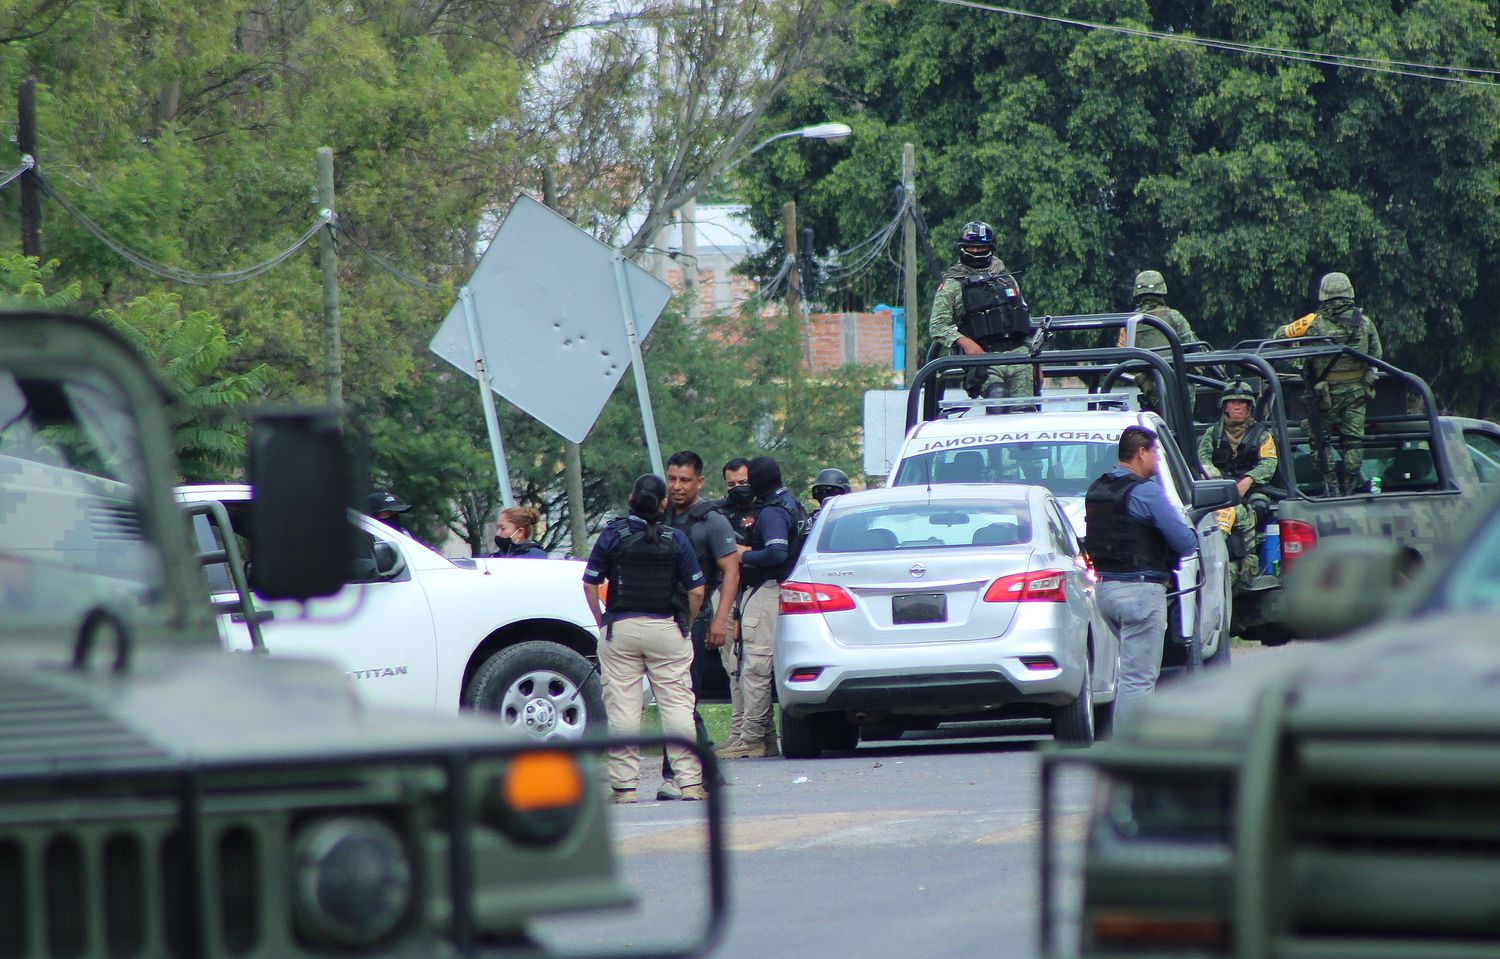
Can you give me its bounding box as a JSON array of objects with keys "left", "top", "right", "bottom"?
[
  {"left": 0, "top": 311, "right": 723, "bottom": 958},
  {"left": 1179, "top": 340, "right": 1500, "bottom": 644},
  {"left": 1039, "top": 484, "right": 1500, "bottom": 959}
]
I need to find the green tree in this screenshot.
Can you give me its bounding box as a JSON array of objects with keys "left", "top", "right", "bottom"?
[
  {"left": 96, "top": 292, "right": 269, "bottom": 481},
  {"left": 738, "top": 0, "right": 1500, "bottom": 414}
]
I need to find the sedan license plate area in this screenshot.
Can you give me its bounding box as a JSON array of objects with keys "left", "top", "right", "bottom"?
[{"left": 892, "top": 592, "right": 947, "bottom": 625}]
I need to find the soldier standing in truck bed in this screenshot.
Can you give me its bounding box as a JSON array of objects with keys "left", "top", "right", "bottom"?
[{"left": 1273, "top": 272, "right": 1383, "bottom": 495}]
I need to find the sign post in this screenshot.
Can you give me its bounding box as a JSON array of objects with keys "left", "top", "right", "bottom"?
[
  {"left": 460, "top": 285, "right": 515, "bottom": 507},
  {"left": 614, "top": 253, "right": 664, "bottom": 475}
]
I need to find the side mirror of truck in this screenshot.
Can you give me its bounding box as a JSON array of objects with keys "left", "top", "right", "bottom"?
[
  {"left": 1281, "top": 538, "right": 1415, "bottom": 637},
  {"left": 246, "top": 409, "right": 355, "bottom": 600},
  {"left": 1190, "top": 479, "right": 1240, "bottom": 511},
  {"left": 373, "top": 540, "right": 406, "bottom": 578}
]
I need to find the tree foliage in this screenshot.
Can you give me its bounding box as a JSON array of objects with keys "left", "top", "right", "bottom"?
[{"left": 738, "top": 0, "right": 1500, "bottom": 415}]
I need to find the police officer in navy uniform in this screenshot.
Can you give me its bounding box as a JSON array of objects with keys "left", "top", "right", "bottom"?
[
  {"left": 717, "top": 455, "right": 803, "bottom": 760},
  {"left": 659, "top": 450, "right": 740, "bottom": 798},
  {"left": 1084, "top": 426, "right": 1197, "bottom": 718},
  {"left": 582, "top": 475, "right": 707, "bottom": 803}
]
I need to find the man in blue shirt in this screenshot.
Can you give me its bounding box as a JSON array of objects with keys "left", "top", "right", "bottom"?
[
  {"left": 1084, "top": 426, "right": 1198, "bottom": 718},
  {"left": 717, "top": 455, "right": 803, "bottom": 760},
  {"left": 583, "top": 475, "right": 707, "bottom": 802}
]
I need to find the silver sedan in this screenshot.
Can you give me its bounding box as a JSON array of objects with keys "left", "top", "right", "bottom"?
[{"left": 774, "top": 484, "right": 1118, "bottom": 756}]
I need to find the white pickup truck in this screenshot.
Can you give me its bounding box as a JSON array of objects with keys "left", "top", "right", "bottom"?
[
  {"left": 176, "top": 484, "right": 604, "bottom": 741},
  {"left": 888, "top": 406, "right": 1234, "bottom": 669}
]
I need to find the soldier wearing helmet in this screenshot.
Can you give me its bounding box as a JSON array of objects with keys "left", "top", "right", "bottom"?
[
  {"left": 928, "top": 221, "right": 1034, "bottom": 409},
  {"left": 1119, "top": 270, "right": 1201, "bottom": 415},
  {"left": 1273, "top": 272, "right": 1383, "bottom": 495},
  {"left": 810, "top": 467, "right": 852, "bottom": 520},
  {"left": 1197, "top": 381, "right": 1279, "bottom": 588}
]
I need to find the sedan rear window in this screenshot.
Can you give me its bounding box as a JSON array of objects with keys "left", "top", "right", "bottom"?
[
  {"left": 893, "top": 441, "right": 1118, "bottom": 497},
  {"left": 818, "top": 502, "right": 1033, "bottom": 552}
]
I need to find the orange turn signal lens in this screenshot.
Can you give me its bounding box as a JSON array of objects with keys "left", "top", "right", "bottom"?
[
  {"left": 504, "top": 751, "right": 584, "bottom": 812},
  {"left": 1090, "top": 912, "right": 1230, "bottom": 951}
]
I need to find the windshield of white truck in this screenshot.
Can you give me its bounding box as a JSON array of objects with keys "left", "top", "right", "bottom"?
[
  {"left": 0, "top": 368, "right": 163, "bottom": 640},
  {"left": 893, "top": 440, "right": 1119, "bottom": 498}
]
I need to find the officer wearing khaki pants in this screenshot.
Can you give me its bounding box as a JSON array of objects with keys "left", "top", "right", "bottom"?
[{"left": 583, "top": 475, "right": 707, "bottom": 803}]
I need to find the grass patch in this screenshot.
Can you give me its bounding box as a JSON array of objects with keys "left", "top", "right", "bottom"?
[{"left": 639, "top": 703, "right": 774, "bottom": 747}]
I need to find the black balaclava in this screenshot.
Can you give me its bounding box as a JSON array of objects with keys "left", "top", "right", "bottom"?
[{"left": 747, "top": 456, "right": 782, "bottom": 499}]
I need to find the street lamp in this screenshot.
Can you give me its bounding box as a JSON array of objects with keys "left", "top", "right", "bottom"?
[
  {"left": 675, "top": 120, "right": 851, "bottom": 306},
  {"left": 720, "top": 122, "right": 853, "bottom": 175}
]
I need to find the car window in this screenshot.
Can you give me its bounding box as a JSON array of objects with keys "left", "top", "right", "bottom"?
[
  {"left": 893, "top": 440, "right": 1118, "bottom": 498},
  {"left": 1046, "top": 502, "right": 1076, "bottom": 556},
  {"left": 817, "top": 501, "right": 1032, "bottom": 552},
  {"left": 1465, "top": 431, "right": 1500, "bottom": 485}
]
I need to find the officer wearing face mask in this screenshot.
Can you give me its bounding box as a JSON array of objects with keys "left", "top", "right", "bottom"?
[
  {"left": 717, "top": 455, "right": 805, "bottom": 761},
  {"left": 491, "top": 505, "right": 548, "bottom": 559},
  {"left": 720, "top": 457, "right": 756, "bottom": 546}
]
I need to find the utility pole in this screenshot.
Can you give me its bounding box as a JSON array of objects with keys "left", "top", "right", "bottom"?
[
  {"left": 682, "top": 197, "right": 699, "bottom": 312},
  {"left": 902, "top": 143, "right": 919, "bottom": 387},
  {"left": 18, "top": 79, "right": 41, "bottom": 258},
  {"left": 316, "top": 147, "right": 341, "bottom": 408},
  {"left": 784, "top": 200, "right": 801, "bottom": 326},
  {"left": 543, "top": 166, "right": 590, "bottom": 558}
]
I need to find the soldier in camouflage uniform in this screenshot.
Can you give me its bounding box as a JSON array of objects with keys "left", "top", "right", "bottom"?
[
  {"left": 929, "top": 221, "right": 1033, "bottom": 408},
  {"left": 1119, "top": 270, "right": 1200, "bottom": 415},
  {"left": 1198, "top": 381, "right": 1279, "bottom": 588},
  {"left": 1273, "top": 272, "right": 1383, "bottom": 495}
]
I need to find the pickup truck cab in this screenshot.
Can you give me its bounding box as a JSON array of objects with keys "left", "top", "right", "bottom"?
[{"left": 177, "top": 484, "right": 605, "bottom": 741}]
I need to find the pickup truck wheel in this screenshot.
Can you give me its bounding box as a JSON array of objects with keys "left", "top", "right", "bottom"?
[
  {"left": 1053, "top": 661, "right": 1096, "bottom": 748},
  {"left": 464, "top": 641, "right": 604, "bottom": 743}
]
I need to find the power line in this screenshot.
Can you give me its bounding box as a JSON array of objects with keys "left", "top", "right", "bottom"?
[
  {"left": 922, "top": 0, "right": 1500, "bottom": 87},
  {"left": 38, "top": 173, "right": 331, "bottom": 285},
  {"left": 341, "top": 226, "right": 446, "bottom": 293},
  {"left": 0, "top": 155, "right": 33, "bottom": 191}
]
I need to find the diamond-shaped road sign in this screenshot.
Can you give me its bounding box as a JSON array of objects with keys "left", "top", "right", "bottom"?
[{"left": 429, "top": 194, "right": 673, "bottom": 444}]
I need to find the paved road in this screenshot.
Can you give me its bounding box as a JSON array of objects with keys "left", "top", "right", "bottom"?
[{"left": 539, "top": 645, "right": 1283, "bottom": 959}]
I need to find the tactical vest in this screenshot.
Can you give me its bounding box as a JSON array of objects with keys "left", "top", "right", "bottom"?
[
  {"left": 1210, "top": 421, "right": 1269, "bottom": 479},
  {"left": 1306, "top": 308, "right": 1373, "bottom": 384},
  {"left": 1135, "top": 306, "right": 1183, "bottom": 353},
  {"left": 605, "top": 520, "right": 683, "bottom": 616},
  {"left": 1084, "top": 473, "right": 1175, "bottom": 575},
  {"left": 957, "top": 273, "right": 1031, "bottom": 349}
]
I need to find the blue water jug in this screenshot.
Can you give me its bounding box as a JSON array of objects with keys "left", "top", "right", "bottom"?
[{"left": 1259, "top": 522, "right": 1280, "bottom": 578}]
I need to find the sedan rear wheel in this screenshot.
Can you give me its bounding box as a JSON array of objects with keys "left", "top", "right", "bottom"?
[{"left": 1053, "top": 659, "right": 1096, "bottom": 748}]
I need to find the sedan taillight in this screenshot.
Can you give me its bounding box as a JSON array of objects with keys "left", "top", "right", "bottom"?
[
  {"left": 780, "top": 581, "right": 856, "bottom": 614},
  {"left": 983, "top": 570, "right": 1068, "bottom": 603}
]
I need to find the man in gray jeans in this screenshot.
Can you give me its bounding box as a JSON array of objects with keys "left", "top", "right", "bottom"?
[{"left": 1084, "top": 426, "right": 1198, "bottom": 718}]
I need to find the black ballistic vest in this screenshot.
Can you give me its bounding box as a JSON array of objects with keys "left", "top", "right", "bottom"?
[
  {"left": 606, "top": 520, "right": 682, "bottom": 616},
  {"left": 1084, "top": 473, "right": 1174, "bottom": 576},
  {"left": 1210, "top": 422, "right": 1269, "bottom": 480},
  {"left": 958, "top": 273, "right": 1031, "bottom": 348}
]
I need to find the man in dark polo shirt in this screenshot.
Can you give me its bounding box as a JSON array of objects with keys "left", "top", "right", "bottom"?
[{"left": 659, "top": 450, "right": 740, "bottom": 798}]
